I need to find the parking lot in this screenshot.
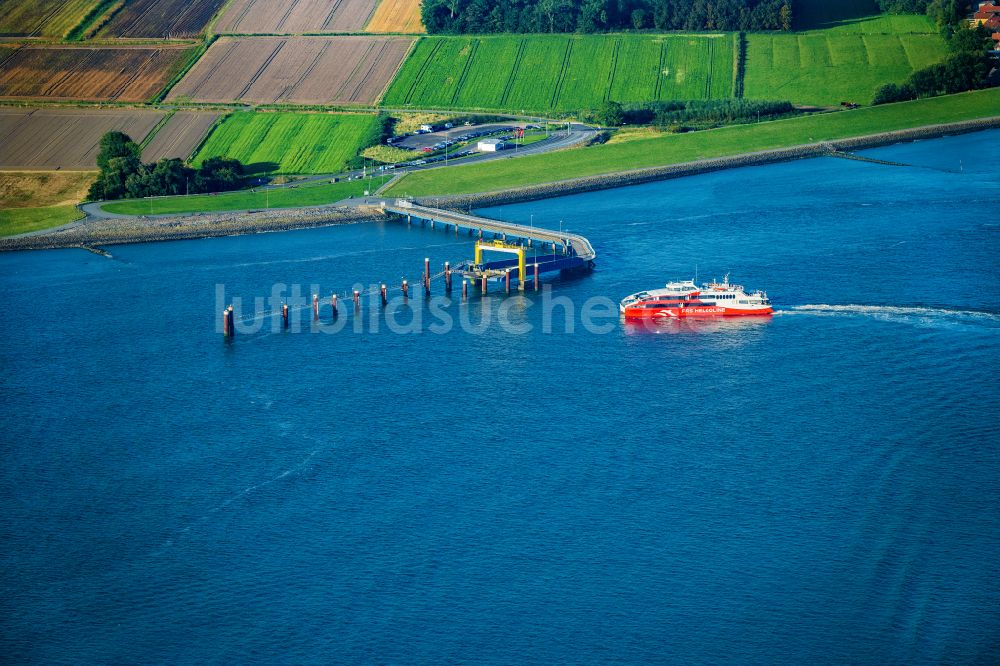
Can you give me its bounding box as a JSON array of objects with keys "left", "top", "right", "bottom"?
[{"left": 391, "top": 123, "right": 525, "bottom": 151}]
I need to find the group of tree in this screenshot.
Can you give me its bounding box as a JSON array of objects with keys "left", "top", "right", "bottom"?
[
  {"left": 872, "top": 23, "right": 995, "bottom": 105},
  {"left": 594, "top": 98, "right": 795, "bottom": 127},
  {"left": 87, "top": 132, "right": 245, "bottom": 202},
  {"left": 875, "top": 0, "right": 969, "bottom": 27},
  {"left": 421, "top": 0, "right": 792, "bottom": 34}
]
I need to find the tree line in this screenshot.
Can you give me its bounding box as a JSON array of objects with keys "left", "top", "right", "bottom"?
[
  {"left": 88, "top": 132, "right": 246, "bottom": 202},
  {"left": 421, "top": 0, "right": 793, "bottom": 34},
  {"left": 873, "top": 24, "right": 995, "bottom": 105},
  {"left": 593, "top": 98, "right": 795, "bottom": 128},
  {"left": 875, "top": 0, "right": 969, "bottom": 27}
]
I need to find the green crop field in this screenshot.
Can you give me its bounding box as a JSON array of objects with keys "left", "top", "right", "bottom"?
[
  {"left": 379, "top": 4, "right": 943, "bottom": 112},
  {"left": 384, "top": 88, "right": 1000, "bottom": 198},
  {"left": 744, "top": 29, "right": 947, "bottom": 106},
  {"left": 382, "top": 34, "right": 735, "bottom": 113},
  {"left": 0, "top": 0, "right": 99, "bottom": 37},
  {"left": 193, "top": 112, "right": 382, "bottom": 175},
  {"left": 100, "top": 179, "right": 376, "bottom": 216}
]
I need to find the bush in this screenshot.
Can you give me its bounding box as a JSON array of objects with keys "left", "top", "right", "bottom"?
[
  {"left": 587, "top": 131, "right": 611, "bottom": 146},
  {"left": 597, "top": 101, "right": 624, "bottom": 127},
  {"left": 872, "top": 83, "right": 917, "bottom": 105}
]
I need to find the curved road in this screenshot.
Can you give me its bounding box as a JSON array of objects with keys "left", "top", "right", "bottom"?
[{"left": 80, "top": 123, "right": 598, "bottom": 222}]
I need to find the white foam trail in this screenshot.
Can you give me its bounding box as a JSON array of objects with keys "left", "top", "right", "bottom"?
[
  {"left": 153, "top": 440, "right": 326, "bottom": 554},
  {"left": 194, "top": 447, "right": 321, "bottom": 521},
  {"left": 785, "top": 304, "right": 1000, "bottom": 329},
  {"left": 793, "top": 304, "right": 997, "bottom": 318}
]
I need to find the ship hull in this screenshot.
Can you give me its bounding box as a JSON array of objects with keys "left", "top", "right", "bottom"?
[{"left": 621, "top": 306, "right": 773, "bottom": 318}]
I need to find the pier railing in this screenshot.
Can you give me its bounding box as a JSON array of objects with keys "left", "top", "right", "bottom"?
[{"left": 379, "top": 200, "right": 596, "bottom": 262}]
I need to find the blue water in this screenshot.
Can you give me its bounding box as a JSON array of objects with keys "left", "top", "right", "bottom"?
[{"left": 2, "top": 131, "right": 999, "bottom": 664}]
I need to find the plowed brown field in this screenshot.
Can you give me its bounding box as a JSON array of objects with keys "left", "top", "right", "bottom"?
[
  {"left": 167, "top": 36, "right": 412, "bottom": 106},
  {"left": 215, "top": 0, "right": 379, "bottom": 34},
  {"left": 98, "top": 0, "right": 227, "bottom": 38},
  {"left": 365, "top": 0, "right": 425, "bottom": 34},
  {"left": 0, "top": 45, "right": 193, "bottom": 102},
  {"left": 0, "top": 108, "right": 165, "bottom": 169},
  {"left": 143, "top": 112, "right": 221, "bottom": 162}
]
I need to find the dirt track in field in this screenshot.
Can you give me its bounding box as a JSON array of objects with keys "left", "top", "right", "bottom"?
[
  {"left": 0, "top": 45, "right": 193, "bottom": 102},
  {"left": 0, "top": 108, "right": 166, "bottom": 169},
  {"left": 167, "top": 36, "right": 413, "bottom": 106},
  {"left": 215, "top": 0, "right": 379, "bottom": 34}
]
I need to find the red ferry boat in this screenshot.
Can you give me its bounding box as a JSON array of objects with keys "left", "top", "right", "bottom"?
[{"left": 620, "top": 275, "right": 773, "bottom": 319}]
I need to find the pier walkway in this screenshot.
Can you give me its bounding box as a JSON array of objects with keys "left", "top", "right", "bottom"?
[
  {"left": 379, "top": 200, "right": 595, "bottom": 260},
  {"left": 377, "top": 199, "right": 595, "bottom": 289}
]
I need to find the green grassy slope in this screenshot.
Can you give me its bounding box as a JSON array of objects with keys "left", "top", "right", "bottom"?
[
  {"left": 384, "top": 89, "right": 1000, "bottom": 197},
  {"left": 0, "top": 205, "right": 84, "bottom": 237},
  {"left": 193, "top": 112, "right": 382, "bottom": 175},
  {"left": 381, "top": 34, "right": 734, "bottom": 113},
  {"left": 100, "top": 179, "right": 376, "bottom": 216}
]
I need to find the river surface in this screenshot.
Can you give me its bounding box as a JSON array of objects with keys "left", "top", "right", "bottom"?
[{"left": 2, "top": 131, "right": 998, "bottom": 664}]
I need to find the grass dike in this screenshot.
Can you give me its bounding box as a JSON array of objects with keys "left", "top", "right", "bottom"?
[{"left": 385, "top": 89, "right": 1000, "bottom": 198}]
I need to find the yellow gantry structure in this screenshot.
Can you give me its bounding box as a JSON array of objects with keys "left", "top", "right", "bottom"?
[{"left": 474, "top": 240, "right": 526, "bottom": 290}]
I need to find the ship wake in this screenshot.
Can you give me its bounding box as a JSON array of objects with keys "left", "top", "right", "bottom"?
[{"left": 781, "top": 304, "right": 1000, "bottom": 330}]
